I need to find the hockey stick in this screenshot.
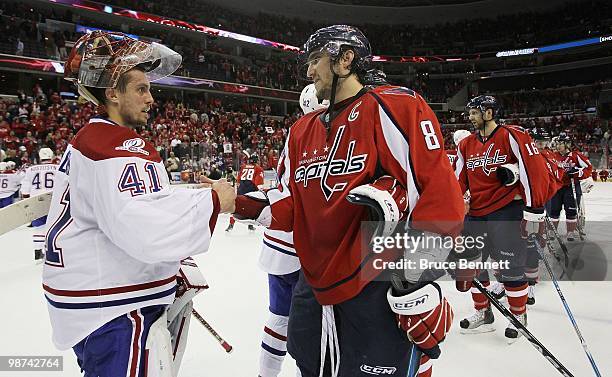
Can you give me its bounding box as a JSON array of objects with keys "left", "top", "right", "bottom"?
[
  {"left": 472, "top": 279, "right": 575, "bottom": 377},
  {"left": 569, "top": 179, "right": 585, "bottom": 240},
  {"left": 0, "top": 192, "right": 52, "bottom": 236},
  {"left": 191, "top": 308, "right": 233, "bottom": 353},
  {"left": 531, "top": 238, "right": 603, "bottom": 377},
  {"left": 545, "top": 216, "right": 570, "bottom": 268}
]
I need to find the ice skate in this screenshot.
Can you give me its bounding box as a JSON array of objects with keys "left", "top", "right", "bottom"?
[
  {"left": 460, "top": 306, "right": 495, "bottom": 334},
  {"left": 505, "top": 312, "right": 527, "bottom": 344}
]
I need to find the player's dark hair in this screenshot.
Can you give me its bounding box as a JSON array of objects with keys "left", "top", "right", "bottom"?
[{"left": 83, "top": 65, "right": 147, "bottom": 106}]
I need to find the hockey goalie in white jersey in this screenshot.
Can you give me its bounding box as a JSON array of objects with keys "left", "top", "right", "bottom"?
[{"left": 43, "top": 31, "right": 235, "bottom": 377}]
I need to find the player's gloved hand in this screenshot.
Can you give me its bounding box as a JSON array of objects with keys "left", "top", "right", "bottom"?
[
  {"left": 233, "top": 190, "right": 272, "bottom": 227},
  {"left": 346, "top": 176, "right": 408, "bottom": 238},
  {"left": 521, "top": 207, "right": 545, "bottom": 241},
  {"left": 580, "top": 176, "right": 594, "bottom": 193},
  {"left": 447, "top": 246, "right": 481, "bottom": 292},
  {"left": 496, "top": 163, "right": 519, "bottom": 186},
  {"left": 567, "top": 166, "right": 584, "bottom": 178},
  {"left": 387, "top": 276, "right": 453, "bottom": 359}
]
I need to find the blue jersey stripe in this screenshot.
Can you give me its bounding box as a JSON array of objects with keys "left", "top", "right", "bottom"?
[
  {"left": 263, "top": 240, "right": 297, "bottom": 257},
  {"left": 45, "top": 286, "right": 176, "bottom": 309},
  {"left": 261, "top": 342, "right": 287, "bottom": 357}
]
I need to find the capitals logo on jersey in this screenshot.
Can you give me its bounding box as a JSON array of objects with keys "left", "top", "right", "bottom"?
[
  {"left": 294, "top": 125, "right": 367, "bottom": 201},
  {"left": 465, "top": 143, "right": 507, "bottom": 176}
]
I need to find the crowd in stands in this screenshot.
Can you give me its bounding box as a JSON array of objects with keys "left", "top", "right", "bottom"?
[{"left": 0, "top": 84, "right": 301, "bottom": 182}]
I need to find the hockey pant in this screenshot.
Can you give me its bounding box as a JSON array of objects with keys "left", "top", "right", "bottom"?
[{"left": 287, "top": 271, "right": 431, "bottom": 377}]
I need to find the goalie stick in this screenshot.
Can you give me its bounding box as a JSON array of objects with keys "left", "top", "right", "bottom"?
[
  {"left": 191, "top": 308, "right": 233, "bottom": 353},
  {"left": 472, "top": 279, "right": 575, "bottom": 377},
  {"left": 0, "top": 192, "right": 52, "bottom": 237}
]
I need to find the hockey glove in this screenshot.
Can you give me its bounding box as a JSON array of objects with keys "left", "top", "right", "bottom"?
[
  {"left": 387, "top": 275, "right": 453, "bottom": 359},
  {"left": 447, "top": 245, "right": 481, "bottom": 292},
  {"left": 567, "top": 166, "right": 584, "bottom": 178},
  {"left": 233, "top": 190, "right": 272, "bottom": 227},
  {"left": 346, "top": 176, "right": 408, "bottom": 238},
  {"left": 521, "top": 207, "right": 546, "bottom": 247},
  {"left": 580, "top": 176, "right": 594, "bottom": 193},
  {"left": 496, "top": 163, "right": 519, "bottom": 186}
]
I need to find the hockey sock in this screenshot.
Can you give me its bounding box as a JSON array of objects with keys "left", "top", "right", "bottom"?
[
  {"left": 259, "top": 312, "right": 289, "bottom": 377},
  {"left": 552, "top": 219, "right": 559, "bottom": 230},
  {"left": 417, "top": 354, "right": 432, "bottom": 377},
  {"left": 504, "top": 281, "right": 528, "bottom": 315},
  {"left": 566, "top": 219, "right": 577, "bottom": 233},
  {"left": 471, "top": 280, "right": 490, "bottom": 310}
]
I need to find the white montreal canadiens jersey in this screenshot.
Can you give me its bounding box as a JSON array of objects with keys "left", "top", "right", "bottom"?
[
  {"left": 20, "top": 163, "right": 59, "bottom": 196},
  {"left": 0, "top": 171, "right": 23, "bottom": 198},
  {"left": 42, "top": 118, "right": 221, "bottom": 350},
  {"left": 259, "top": 229, "right": 300, "bottom": 275}
]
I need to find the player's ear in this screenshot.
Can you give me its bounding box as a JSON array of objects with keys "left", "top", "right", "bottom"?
[
  {"left": 105, "top": 88, "right": 119, "bottom": 105},
  {"left": 339, "top": 49, "right": 355, "bottom": 71}
]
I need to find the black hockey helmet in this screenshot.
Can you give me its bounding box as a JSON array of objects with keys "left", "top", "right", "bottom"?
[
  {"left": 466, "top": 95, "right": 500, "bottom": 119},
  {"left": 299, "top": 25, "right": 372, "bottom": 79},
  {"left": 362, "top": 68, "right": 388, "bottom": 86},
  {"left": 249, "top": 154, "right": 259, "bottom": 164},
  {"left": 557, "top": 132, "right": 571, "bottom": 144},
  {"left": 530, "top": 127, "right": 550, "bottom": 140}
]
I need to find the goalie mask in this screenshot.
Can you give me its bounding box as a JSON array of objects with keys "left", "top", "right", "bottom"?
[{"left": 64, "top": 31, "right": 182, "bottom": 106}]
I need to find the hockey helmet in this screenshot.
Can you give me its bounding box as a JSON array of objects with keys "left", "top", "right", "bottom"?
[
  {"left": 300, "top": 25, "right": 372, "bottom": 79},
  {"left": 466, "top": 95, "right": 500, "bottom": 119},
  {"left": 64, "top": 31, "right": 181, "bottom": 106},
  {"left": 362, "top": 69, "right": 389, "bottom": 86},
  {"left": 39, "top": 147, "right": 54, "bottom": 161},
  {"left": 299, "top": 83, "right": 329, "bottom": 114},
  {"left": 530, "top": 128, "right": 550, "bottom": 141},
  {"left": 453, "top": 129, "right": 472, "bottom": 146}
]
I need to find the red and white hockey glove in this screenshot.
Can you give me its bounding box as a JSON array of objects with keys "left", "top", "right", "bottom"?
[
  {"left": 387, "top": 277, "right": 453, "bottom": 359},
  {"left": 346, "top": 176, "right": 408, "bottom": 238},
  {"left": 233, "top": 190, "right": 272, "bottom": 227}
]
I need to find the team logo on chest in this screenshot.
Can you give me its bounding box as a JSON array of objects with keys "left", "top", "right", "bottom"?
[
  {"left": 294, "top": 125, "right": 367, "bottom": 201},
  {"left": 465, "top": 143, "right": 507, "bottom": 176}
]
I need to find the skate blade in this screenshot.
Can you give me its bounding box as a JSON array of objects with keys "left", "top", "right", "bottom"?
[
  {"left": 506, "top": 334, "right": 523, "bottom": 344},
  {"left": 460, "top": 324, "right": 496, "bottom": 334}
]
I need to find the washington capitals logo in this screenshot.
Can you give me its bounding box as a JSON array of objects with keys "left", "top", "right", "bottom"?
[
  {"left": 115, "top": 138, "right": 149, "bottom": 156},
  {"left": 294, "top": 126, "right": 367, "bottom": 201},
  {"left": 465, "top": 143, "right": 507, "bottom": 176}
]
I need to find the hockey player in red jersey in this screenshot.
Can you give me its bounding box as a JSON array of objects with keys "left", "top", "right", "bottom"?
[
  {"left": 447, "top": 129, "right": 471, "bottom": 170},
  {"left": 234, "top": 25, "right": 464, "bottom": 377},
  {"left": 226, "top": 153, "right": 264, "bottom": 232},
  {"left": 549, "top": 132, "right": 593, "bottom": 241},
  {"left": 454, "top": 95, "right": 550, "bottom": 342}
]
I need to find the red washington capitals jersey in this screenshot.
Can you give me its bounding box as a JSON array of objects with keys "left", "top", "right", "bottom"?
[
  {"left": 447, "top": 150, "right": 458, "bottom": 171},
  {"left": 266, "top": 86, "right": 464, "bottom": 305},
  {"left": 237, "top": 163, "right": 264, "bottom": 187},
  {"left": 455, "top": 125, "right": 550, "bottom": 217},
  {"left": 552, "top": 150, "right": 593, "bottom": 187},
  {"left": 540, "top": 148, "right": 565, "bottom": 200}
]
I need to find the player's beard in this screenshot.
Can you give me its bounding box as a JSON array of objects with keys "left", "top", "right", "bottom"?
[{"left": 316, "top": 75, "right": 344, "bottom": 102}]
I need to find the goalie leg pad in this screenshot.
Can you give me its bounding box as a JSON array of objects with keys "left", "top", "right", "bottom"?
[
  {"left": 145, "top": 310, "right": 174, "bottom": 377},
  {"left": 168, "top": 301, "right": 193, "bottom": 377}
]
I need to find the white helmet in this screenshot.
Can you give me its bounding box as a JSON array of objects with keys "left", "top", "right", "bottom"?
[
  {"left": 453, "top": 129, "right": 472, "bottom": 146},
  {"left": 6, "top": 161, "right": 16, "bottom": 171},
  {"left": 299, "top": 84, "right": 329, "bottom": 115},
  {"left": 39, "top": 147, "right": 54, "bottom": 161},
  {"left": 0, "top": 162, "right": 7, "bottom": 172}
]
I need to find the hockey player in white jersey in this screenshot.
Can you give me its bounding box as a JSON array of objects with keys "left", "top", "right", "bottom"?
[
  {"left": 0, "top": 161, "right": 23, "bottom": 208},
  {"left": 257, "top": 84, "right": 325, "bottom": 377},
  {"left": 43, "top": 31, "right": 236, "bottom": 377},
  {"left": 20, "top": 147, "right": 59, "bottom": 260}
]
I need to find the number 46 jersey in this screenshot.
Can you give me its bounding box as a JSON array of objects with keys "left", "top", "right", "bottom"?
[
  {"left": 42, "top": 117, "right": 221, "bottom": 350},
  {"left": 20, "top": 162, "right": 59, "bottom": 197}
]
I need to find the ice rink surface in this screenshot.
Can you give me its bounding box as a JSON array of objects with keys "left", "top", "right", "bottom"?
[{"left": 1, "top": 183, "right": 611, "bottom": 377}]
